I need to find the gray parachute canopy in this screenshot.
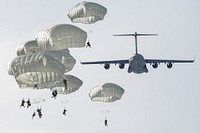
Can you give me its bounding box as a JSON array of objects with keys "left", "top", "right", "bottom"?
[
  {"left": 8, "top": 50, "right": 76, "bottom": 89},
  {"left": 68, "top": 1, "right": 107, "bottom": 24},
  {"left": 51, "top": 74, "right": 83, "bottom": 94},
  {"left": 36, "top": 24, "right": 87, "bottom": 50},
  {"left": 88, "top": 83, "right": 125, "bottom": 103}
]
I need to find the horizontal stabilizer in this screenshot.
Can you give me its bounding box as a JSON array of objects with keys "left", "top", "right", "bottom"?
[{"left": 113, "top": 32, "right": 158, "bottom": 37}]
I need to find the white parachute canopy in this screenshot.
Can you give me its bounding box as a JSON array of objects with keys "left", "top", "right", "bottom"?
[
  {"left": 51, "top": 74, "right": 83, "bottom": 94},
  {"left": 88, "top": 83, "right": 125, "bottom": 103},
  {"left": 8, "top": 50, "right": 76, "bottom": 89},
  {"left": 43, "top": 49, "right": 76, "bottom": 71},
  {"left": 16, "top": 40, "right": 40, "bottom": 56},
  {"left": 36, "top": 24, "right": 87, "bottom": 50},
  {"left": 68, "top": 1, "right": 107, "bottom": 24}
]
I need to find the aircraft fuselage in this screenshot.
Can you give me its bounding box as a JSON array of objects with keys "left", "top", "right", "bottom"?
[{"left": 128, "top": 54, "right": 148, "bottom": 74}]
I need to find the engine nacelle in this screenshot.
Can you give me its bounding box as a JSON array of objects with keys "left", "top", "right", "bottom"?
[
  {"left": 167, "top": 62, "right": 172, "bottom": 69},
  {"left": 152, "top": 63, "right": 158, "bottom": 69},
  {"left": 119, "top": 63, "right": 125, "bottom": 69},
  {"left": 104, "top": 63, "right": 110, "bottom": 69}
]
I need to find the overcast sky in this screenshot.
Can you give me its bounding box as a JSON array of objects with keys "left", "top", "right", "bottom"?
[{"left": 0, "top": 0, "right": 200, "bottom": 133}]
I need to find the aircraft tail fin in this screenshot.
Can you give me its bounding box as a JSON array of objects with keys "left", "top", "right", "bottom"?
[{"left": 113, "top": 32, "right": 158, "bottom": 54}]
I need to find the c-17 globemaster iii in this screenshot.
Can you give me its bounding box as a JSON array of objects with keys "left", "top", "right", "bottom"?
[{"left": 81, "top": 32, "right": 194, "bottom": 74}]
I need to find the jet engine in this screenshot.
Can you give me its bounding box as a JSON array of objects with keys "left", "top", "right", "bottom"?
[
  {"left": 167, "top": 62, "right": 172, "bottom": 68},
  {"left": 104, "top": 63, "right": 110, "bottom": 69},
  {"left": 152, "top": 63, "right": 158, "bottom": 69},
  {"left": 119, "top": 63, "right": 125, "bottom": 69}
]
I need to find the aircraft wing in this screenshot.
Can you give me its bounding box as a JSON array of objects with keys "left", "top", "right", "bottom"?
[
  {"left": 145, "top": 58, "right": 195, "bottom": 64},
  {"left": 81, "top": 59, "right": 129, "bottom": 64}
]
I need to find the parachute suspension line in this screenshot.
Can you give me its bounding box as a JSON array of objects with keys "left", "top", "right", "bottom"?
[
  {"left": 86, "top": 30, "right": 92, "bottom": 48},
  {"left": 27, "top": 88, "right": 30, "bottom": 99}
]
